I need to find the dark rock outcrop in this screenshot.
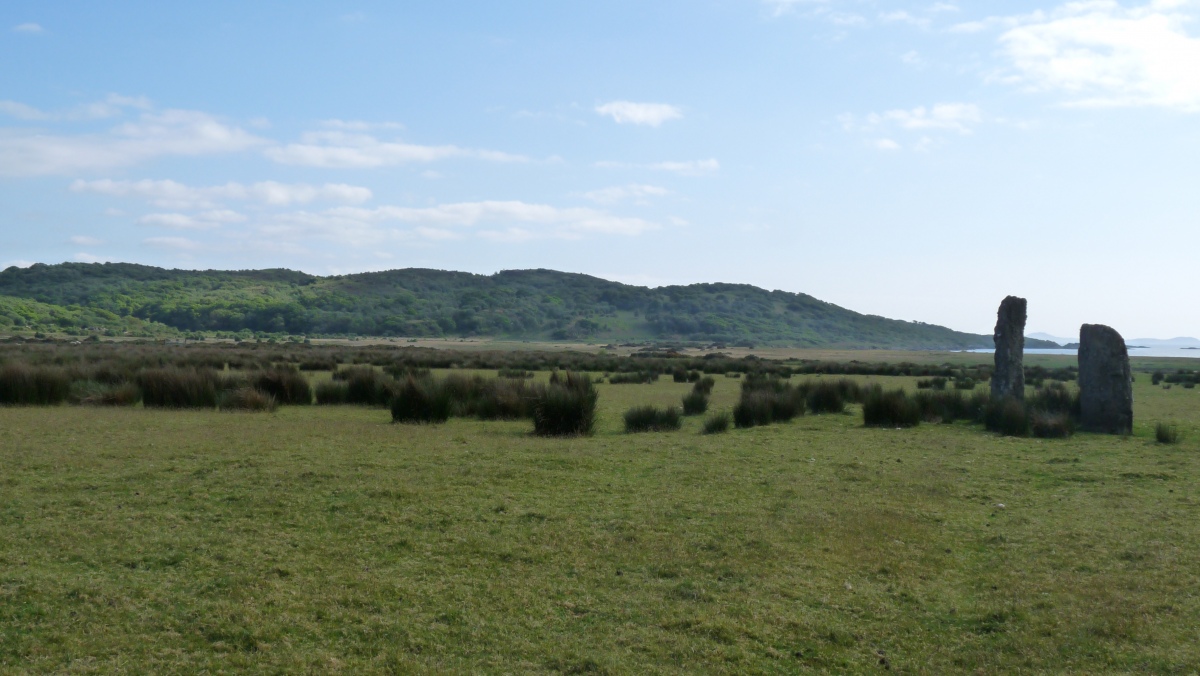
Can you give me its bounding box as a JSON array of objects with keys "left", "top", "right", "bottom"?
[
  {"left": 991, "top": 296, "right": 1027, "bottom": 401},
  {"left": 1078, "top": 323, "right": 1133, "bottom": 434}
]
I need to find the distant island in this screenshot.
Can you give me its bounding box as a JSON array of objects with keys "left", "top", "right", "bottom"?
[{"left": 0, "top": 262, "right": 1066, "bottom": 350}]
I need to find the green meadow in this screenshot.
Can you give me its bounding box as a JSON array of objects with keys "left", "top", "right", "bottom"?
[{"left": 2, "top": 370, "right": 1199, "bottom": 673}]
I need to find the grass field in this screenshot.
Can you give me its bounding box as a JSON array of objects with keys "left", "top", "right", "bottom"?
[{"left": 2, "top": 373, "right": 1199, "bottom": 673}]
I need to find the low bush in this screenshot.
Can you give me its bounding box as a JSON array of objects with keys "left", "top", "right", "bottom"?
[
  {"left": 533, "top": 372, "right": 597, "bottom": 437},
  {"left": 1031, "top": 411, "right": 1074, "bottom": 438},
  {"left": 340, "top": 368, "right": 397, "bottom": 406},
  {"left": 702, "top": 410, "right": 731, "bottom": 434},
  {"left": 954, "top": 377, "right": 976, "bottom": 390},
  {"left": 681, "top": 391, "right": 709, "bottom": 416},
  {"left": 498, "top": 368, "right": 534, "bottom": 379},
  {"left": 609, "top": 371, "right": 658, "bottom": 384},
  {"left": 693, "top": 377, "right": 716, "bottom": 395},
  {"left": 219, "top": 387, "right": 277, "bottom": 412},
  {"left": 687, "top": 370, "right": 702, "bottom": 383},
  {"left": 137, "top": 368, "right": 220, "bottom": 409},
  {"left": 733, "top": 375, "right": 805, "bottom": 428},
  {"left": 985, "top": 396, "right": 1029, "bottom": 436},
  {"left": 391, "top": 376, "right": 452, "bottom": 424},
  {"left": 0, "top": 364, "right": 71, "bottom": 406},
  {"left": 916, "top": 377, "right": 948, "bottom": 391},
  {"left": 624, "top": 405, "right": 682, "bottom": 433},
  {"left": 1156, "top": 422, "right": 1181, "bottom": 444},
  {"left": 72, "top": 381, "right": 141, "bottom": 406},
  {"left": 862, "top": 387, "right": 921, "bottom": 428},
  {"left": 252, "top": 369, "right": 313, "bottom": 405},
  {"left": 672, "top": 367, "right": 689, "bottom": 383},
  {"left": 913, "top": 390, "right": 971, "bottom": 423},
  {"left": 1027, "top": 382, "right": 1079, "bottom": 417}
]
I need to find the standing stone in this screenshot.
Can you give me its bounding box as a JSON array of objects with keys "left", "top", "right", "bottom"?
[
  {"left": 1078, "top": 324, "right": 1133, "bottom": 434},
  {"left": 991, "top": 296, "right": 1027, "bottom": 401}
]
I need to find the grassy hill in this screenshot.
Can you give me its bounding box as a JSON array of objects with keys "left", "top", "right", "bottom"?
[{"left": 0, "top": 262, "right": 1034, "bottom": 349}]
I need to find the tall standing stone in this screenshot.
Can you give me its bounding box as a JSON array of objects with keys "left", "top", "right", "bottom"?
[
  {"left": 1078, "top": 324, "right": 1133, "bottom": 434},
  {"left": 991, "top": 296, "right": 1027, "bottom": 401}
]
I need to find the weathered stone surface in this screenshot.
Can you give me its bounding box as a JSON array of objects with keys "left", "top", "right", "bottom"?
[
  {"left": 1078, "top": 323, "right": 1133, "bottom": 434},
  {"left": 991, "top": 296, "right": 1027, "bottom": 401}
]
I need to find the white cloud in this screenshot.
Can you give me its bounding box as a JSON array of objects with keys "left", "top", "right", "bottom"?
[
  {"left": 69, "top": 235, "right": 104, "bottom": 246},
  {"left": 997, "top": 1, "right": 1200, "bottom": 111},
  {"left": 0, "top": 106, "right": 265, "bottom": 176},
  {"left": 874, "top": 138, "right": 902, "bottom": 151},
  {"left": 143, "top": 236, "right": 200, "bottom": 250},
  {"left": 260, "top": 201, "right": 659, "bottom": 245},
  {"left": 596, "top": 158, "right": 719, "bottom": 175},
  {"left": 581, "top": 184, "right": 669, "bottom": 204},
  {"left": 73, "top": 253, "right": 106, "bottom": 263},
  {"left": 138, "top": 210, "right": 246, "bottom": 230},
  {"left": 595, "top": 101, "right": 683, "bottom": 127},
  {"left": 866, "top": 103, "right": 982, "bottom": 133},
  {"left": 265, "top": 130, "right": 526, "bottom": 168},
  {"left": 13, "top": 23, "right": 43, "bottom": 33},
  {"left": 71, "top": 178, "right": 372, "bottom": 209}
]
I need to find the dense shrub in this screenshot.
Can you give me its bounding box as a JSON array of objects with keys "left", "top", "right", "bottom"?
[
  {"left": 672, "top": 367, "right": 689, "bottom": 383},
  {"left": 464, "top": 377, "right": 536, "bottom": 420},
  {"left": 862, "top": 387, "right": 921, "bottom": 428},
  {"left": 702, "top": 411, "right": 731, "bottom": 434},
  {"left": 137, "top": 368, "right": 220, "bottom": 409},
  {"left": 252, "top": 369, "right": 313, "bottom": 405},
  {"left": 687, "top": 370, "right": 702, "bottom": 383},
  {"left": 681, "top": 391, "right": 709, "bottom": 416},
  {"left": 315, "top": 380, "right": 350, "bottom": 404},
  {"left": 1151, "top": 371, "right": 1165, "bottom": 385},
  {"left": 533, "top": 372, "right": 597, "bottom": 437},
  {"left": 985, "top": 397, "right": 1029, "bottom": 436},
  {"left": 0, "top": 364, "right": 71, "bottom": 405},
  {"left": 219, "top": 387, "right": 277, "bottom": 412},
  {"left": 1027, "top": 382, "right": 1079, "bottom": 417},
  {"left": 913, "top": 390, "right": 971, "bottom": 423},
  {"left": 391, "top": 376, "right": 452, "bottom": 424},
  {"left": 954, "top": 377, "right": 977, "bottom": 390},
  {"left": 624, "top": 405, "right": 682, "bottom": 433},
  {"left": 298, "top": 358, "right": 338, "bottom": 371},
  {"left": 1156, "top": 422, "right": 1181, "bottom": 444}
]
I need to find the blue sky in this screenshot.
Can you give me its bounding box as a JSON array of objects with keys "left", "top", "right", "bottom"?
[{"left": 2, "top": 1, "right": 1199, "bottom": 338}]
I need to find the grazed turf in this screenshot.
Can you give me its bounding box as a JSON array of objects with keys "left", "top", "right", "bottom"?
[{"left": 1, "top": 376, "right": 1197, "bottom": 673}]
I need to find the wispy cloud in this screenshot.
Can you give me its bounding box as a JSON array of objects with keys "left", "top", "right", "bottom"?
[
  {"left": 595, "top": 101, "right": 683, "bottom": 126},
  {"left": 71, "top": 179, "right": 372, "bottom": 209},
  {"left": 260, "top": 201, "right": 659, "bottom": 245},
  {"left": 12, "top": 23, "right": 43, "bottom": 34},
  {"left": 143, "top": 236, "right": 201, "bottom": 250},
  {"left": 264, "top": 130, "right": 527, "bottom": 168},
  {"left": 581, "top": 184, "right": 669, "bottom": 204},
  {"left": 0, "top": 103, "right": 265, "bottom": 176},
  {"left": 138, "top": 210, "right": 247, "bottom": 230},
  {"left": 595, "top": 158, "right": 719, "bottom": 175},
  {"left": 0, "top": 94, "right": 151, "bottom": 122},
  {"left": 867, "top": 103, "right": 982, "bottom": 133},
  {"left": 69, "top": 235, "right": 104, "bottom": 246}
]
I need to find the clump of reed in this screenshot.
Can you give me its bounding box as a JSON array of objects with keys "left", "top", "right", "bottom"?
[
  {"left": 732, "top": 375, "right": 805, "bottom": 428},
  {"left": 609, "top": 371, "right": 659, "bottom": 384},
  {"left": 251, "top": 368, "right": 313, "bottom": 405},
  {"left": 984, "top": 396, "right": 1029, "bottom": 437},
  {"left": 137, "top": 368, "right": 221, "bottom": 409},
  {"left": 623, "top": 405, "right": 682, "bottom": 433},
  {"left": 391, "top": 375, "right": 452, "bottom": 424},
  {"left": 692, "top": 376, "right": 716, "bottom": 395},
  {"left": 681, "top": 390, "right": 709, "bottom": 416},
  {"left": 1156, "top": 422, "right": 1181, "bottom": 444},
  {"left": 533, "top": 371, "right": 597, "bottom": 437},
  {"left": 916, "top": 377, "right": 948, "bottom": 391},
  {"left": 0, "top": 364, "right": 72, "bottom": 406},
  {"left": 702, "top": 411, "right": 731, "bottom": 434},
  {"left": 219, "top": 387, "right": 278, "bottom": 412},
  {"left": 862, "top": 386, "right": 921, "bottom": 428},
  {"left": 70, "top": 381, "right": 141, "bottom": 407}
]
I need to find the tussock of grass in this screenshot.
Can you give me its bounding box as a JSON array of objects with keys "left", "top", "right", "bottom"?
[{"left": 624, "top": 405, "right": 682, "bottom": 433}]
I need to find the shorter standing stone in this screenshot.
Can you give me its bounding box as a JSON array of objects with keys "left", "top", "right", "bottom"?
[
  {"left": 991, "top": 296, "right": 1027, "bottom": 401},
  {"left": 1078, "top": 323, "right": 1133, "bottom": 434}
]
